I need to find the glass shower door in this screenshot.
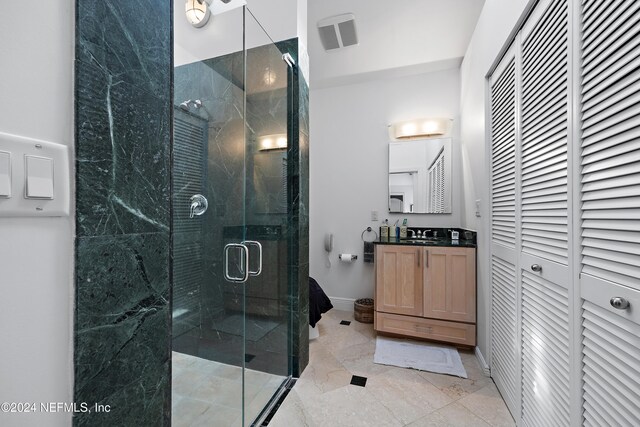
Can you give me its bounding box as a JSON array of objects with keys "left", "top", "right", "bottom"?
[
  {"left": 240, "top": 11, "right": 292, "bottom": 424},
  {"left": 171, "top": 5, "right": 292, "bottom": 426},
  {"left": 172, "top": 5, "right": 249, "bottom": 426}
]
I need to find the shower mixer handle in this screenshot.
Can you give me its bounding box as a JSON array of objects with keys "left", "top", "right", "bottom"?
[{"left": 189, "top": 194, "right": 208, "bottom": 218}]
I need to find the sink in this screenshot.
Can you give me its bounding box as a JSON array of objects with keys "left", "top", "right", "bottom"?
[{"left": 402, "top": 238, "right": 440, "bottom": 244}]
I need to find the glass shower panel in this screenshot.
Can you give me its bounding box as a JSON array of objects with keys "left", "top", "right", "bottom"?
[
  {"left": 171, "top": 4, "right": 292, "bottom": 426},
  {"left": 241, "top": 11, "right": 292, "bottom": 424},
  {"left": 172, "top": 5, "right": 247, "bottom": 426}
]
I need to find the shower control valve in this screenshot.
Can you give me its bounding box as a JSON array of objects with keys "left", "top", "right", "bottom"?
[{"left": 189, "top": 194, "right": 208, "bottom": 218}]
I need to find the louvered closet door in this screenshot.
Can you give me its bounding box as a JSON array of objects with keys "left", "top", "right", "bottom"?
[
  {"left": 580, "top": 0, "right": 640, "bottom": 423},
  {"left": 519, "top": 0, "right": 572, "bottom": 425},
  {"left": 489, "top": 46, "right": 520, "bottom": 417}
]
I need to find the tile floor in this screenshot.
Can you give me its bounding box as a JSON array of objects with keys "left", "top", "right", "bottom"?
[
  {"left": 172, "top": 352, "right": 286, "bottom": 427},
  {"left": 269, "top": 309, "right": 515, "bottom": 427}
]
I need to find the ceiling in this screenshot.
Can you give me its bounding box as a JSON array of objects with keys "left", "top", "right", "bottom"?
[{"left": 307, "top": 0, "right": 486, "bottom": 89}]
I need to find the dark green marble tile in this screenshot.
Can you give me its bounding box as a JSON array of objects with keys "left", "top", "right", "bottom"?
[
  {"left": 74, "top": 232, "right": 170, "bottom": 426},
  {"left": 74, "top": 0, "right": 172, "bottom": 425},
  {"left": 75, "top": 0, "right": 172, "bottom": 237}
]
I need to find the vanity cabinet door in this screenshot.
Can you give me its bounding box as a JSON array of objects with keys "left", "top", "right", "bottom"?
[
  {"left": 423, "top": 247, "right": 476, "bottom": 323},
  {"left": 375, "top": 245, "right": 424, "bottom": 316}
]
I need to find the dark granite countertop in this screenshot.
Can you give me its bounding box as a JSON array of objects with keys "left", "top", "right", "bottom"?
[
  {"left": 371, "top": 227, "right": 477, "bottom": 247},
  {"left": 374, "top": 237, "right": 477, "bottom": 248}
]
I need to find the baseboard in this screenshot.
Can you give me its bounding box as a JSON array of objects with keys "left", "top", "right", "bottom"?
[
  {"left": 328, "top": 296, "right": 355, "bottom": 312},
  {"left": 475, "top": 346, "right": 491, "bottom": 377}
]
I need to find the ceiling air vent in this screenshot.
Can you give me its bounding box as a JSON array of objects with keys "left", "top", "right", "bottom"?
[{"left": 317, "top": 14, "right": 358, "bottom": 51}]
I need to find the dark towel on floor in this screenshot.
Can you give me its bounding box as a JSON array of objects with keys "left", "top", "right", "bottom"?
[
  {"left": 363, "top": 242, "right": 375, "bottom": 263},
  {"left": 309, "top": 277, "right": 333, "bottom": 327}
]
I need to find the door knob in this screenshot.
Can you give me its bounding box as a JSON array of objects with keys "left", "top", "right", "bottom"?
[
  {"left": 531, "top": 264, "right": 542, "bottom": 272},
  {"left": 610, "top": 297, "right": 630, "bottom": 310}
]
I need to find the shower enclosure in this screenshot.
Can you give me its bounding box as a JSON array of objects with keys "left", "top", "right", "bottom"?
[{"left": 171, "top": 5, "right": 300, "bottom": 426}]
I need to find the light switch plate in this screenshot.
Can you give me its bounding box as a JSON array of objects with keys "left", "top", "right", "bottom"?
[
  {"left": 0, "top": 151, "right": 11, "bottom": 198},
  {"left": 25, "top": 156, "right": 54, "bottom": 199},
  {"left": 0, "top": 132, "right": 69, "bottom": 217},
  {"left": 475, "top": 199, "right": 481, "bottom": 217},
  {"left": 371, "top": 210, "right": 379, "bottom": 221}
]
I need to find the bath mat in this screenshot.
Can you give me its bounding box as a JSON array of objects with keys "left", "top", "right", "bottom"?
[
  {"left": 212, "top": 314, "right": 280, "bottom": 342},
  {"left": 373, "top": 336, "right": 467, "bottom": 378}
]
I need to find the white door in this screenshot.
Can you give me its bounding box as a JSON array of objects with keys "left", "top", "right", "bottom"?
[
  {"left": 518, "top": 1, "right": 573, "bottom": 425},
  {"left": 489, "top": 45, "right": 520, "bottom": 417},
  {"left": 490, "top": 0, "right": 576, "bottom": 423},
  {"left": 579, "top": 0, "right": 640, "bottom": 424}
]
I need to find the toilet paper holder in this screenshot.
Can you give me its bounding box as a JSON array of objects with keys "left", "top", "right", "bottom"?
[{"left": 338, "top": 254, "right": 358, "bottom": 261}]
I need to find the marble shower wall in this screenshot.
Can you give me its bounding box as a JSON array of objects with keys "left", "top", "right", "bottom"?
[
  {"left": 284, "top": 39, "right": 310, "bottom": 375},
  {"left": 74, "top": 1, "right": 172, "bottom": 426},
  {"left": 174, "top": 53, "right": 246, "bottom": 342}
]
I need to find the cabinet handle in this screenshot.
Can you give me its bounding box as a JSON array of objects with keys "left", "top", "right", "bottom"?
[
  {"left": 425, "top": 250, "right": 428, "bottom": 267},
  {"left": 610, "top": 297, "right": 630, "bottom": 310},
  {"left": 418, "top": 249, "right": 421, "bottom": 267},
  {"left": 531, "top": 264, "right": 542, "bottom": 272}
]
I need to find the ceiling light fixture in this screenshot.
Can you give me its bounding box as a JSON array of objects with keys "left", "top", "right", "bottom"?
[
  {"left": 186, "top": 0, "right": 211, "bottom": 28},
  {"left": 263, "top": 67, "right": 277, "bottom": 86}
]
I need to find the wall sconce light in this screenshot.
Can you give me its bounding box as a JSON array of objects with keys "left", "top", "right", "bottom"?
[
  {"left": 388, "top": 118, "right": 450, "bottom": 140},
  {"left": 258, "top": 134, "right": 287, "bottom": 151},
  {"left": 186, "top": 0, "right": 211, "bottom": 28}
]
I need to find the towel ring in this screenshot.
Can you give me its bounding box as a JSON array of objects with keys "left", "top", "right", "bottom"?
[{"left": 361, "top": 227, "right": 378, "bottom": 243}]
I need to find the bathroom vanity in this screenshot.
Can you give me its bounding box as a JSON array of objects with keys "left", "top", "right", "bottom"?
[{"left": 373, "top": 229, "right": 477, "bottom": 347}]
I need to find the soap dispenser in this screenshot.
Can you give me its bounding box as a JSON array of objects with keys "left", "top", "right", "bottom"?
[
  {"left": 380, "top": 219, "right": 390, "bottom": 241},
  {"left": 400, "top": 218, "right": 408, "bottom": 239}
]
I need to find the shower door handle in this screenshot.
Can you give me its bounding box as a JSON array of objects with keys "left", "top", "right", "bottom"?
[
  {"left": 242, "top": 240, "right": 263, "bottom": 276},
  {"left": 224, "top": 243, "right": 250, "bottom": 283}
]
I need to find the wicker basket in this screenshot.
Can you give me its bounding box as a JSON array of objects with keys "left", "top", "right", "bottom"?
[{"left": 354, "top": 298, "right": 374, "bottom": 323}]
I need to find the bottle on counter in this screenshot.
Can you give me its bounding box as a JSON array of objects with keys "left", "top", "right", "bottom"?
[
  {"left": 400, "top": 218, "right": 408, "bottom": 239},
  {"left": 380, "top": 219, "right": 390, "bottom": 241}
]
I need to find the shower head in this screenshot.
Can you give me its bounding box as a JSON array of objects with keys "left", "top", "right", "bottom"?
[{"left": 178, "top": 99, "right": 203, "bottom": 111}]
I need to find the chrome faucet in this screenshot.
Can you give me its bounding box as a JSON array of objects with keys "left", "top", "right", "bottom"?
[{"left": 408, "top": 229, "right": 417, "bottom": 238}]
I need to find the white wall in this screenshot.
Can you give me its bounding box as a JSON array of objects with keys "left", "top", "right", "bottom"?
[
  {"left": 307, "top": 0, "right": 485, "bottom": 89},
  {"left": 459, "top": 0, "right": 531, "bottom": 364},
  {"left": 310, "top": 68, "right": 461, "bottom": 308},
  {"left": 175, "top": 0, "right": 308, "bottom": 66},
  {"left": 0, "top": 2, "right": 74, "bottom": 427}
]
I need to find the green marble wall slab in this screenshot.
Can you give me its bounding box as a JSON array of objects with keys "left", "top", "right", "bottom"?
[{"left": 74, "top": 0, "right": 172, "bottom": 425}]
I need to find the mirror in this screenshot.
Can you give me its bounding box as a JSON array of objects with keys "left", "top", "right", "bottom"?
[{"left": 389, "top": 138, "right": 452, "bottom": 213}]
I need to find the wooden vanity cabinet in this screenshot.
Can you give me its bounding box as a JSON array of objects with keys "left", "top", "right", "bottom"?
[
  {"left": 374, "top": 244, "right": 476, "bottom": 347},
  {"left": 423, "top": 247, "right": 476, "bottom": 323},
  {"left": 375, "top": 245, "right": 423, "bottom": 317}
]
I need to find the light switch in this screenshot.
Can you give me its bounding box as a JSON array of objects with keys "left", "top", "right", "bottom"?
[
  {"left": 0, "top": 151, "right": 10, "bottom": 198},
  {"left": 25, "top": 155, "right": 54, "bottom": 199}
]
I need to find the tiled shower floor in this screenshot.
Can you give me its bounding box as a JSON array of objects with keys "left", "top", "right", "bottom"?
[
  {"left": 172, "top": 352, "right": 285, "bottom": 427},
  {"left": 268, "top": 309, "right": 515, "bottom": 427}
]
